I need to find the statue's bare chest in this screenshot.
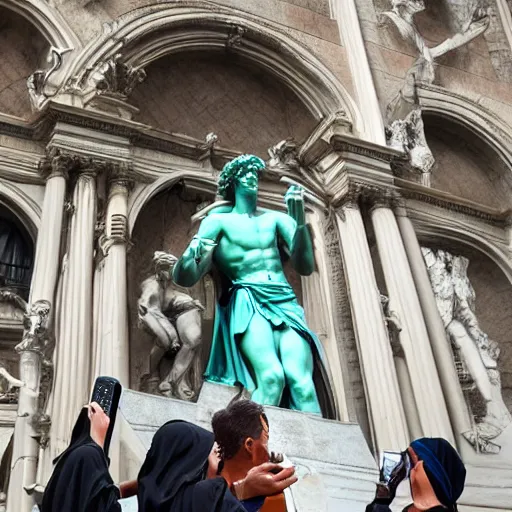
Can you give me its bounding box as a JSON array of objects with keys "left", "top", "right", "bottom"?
[{"left": 218, "top": 213, "right": 278, "bottom": 249}]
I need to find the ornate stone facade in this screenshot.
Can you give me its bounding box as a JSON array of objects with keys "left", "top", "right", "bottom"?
[{"left": 0, "top": 1, "right": 511, "bottom": 511}]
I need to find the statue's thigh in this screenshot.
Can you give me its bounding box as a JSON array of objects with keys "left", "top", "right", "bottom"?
[
  {"left": 240, "top": 313, "right": 281, "bottom": 371},
  {"left": 175, "top": 310, "right": 202, "bottom": 346},
  {"left": 277, "top": 328, "right": 313, "bottom": 379}
]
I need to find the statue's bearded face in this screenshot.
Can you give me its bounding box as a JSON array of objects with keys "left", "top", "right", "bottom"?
[{"left": 235, "top": 169, "right": 259, "bottom": 195}]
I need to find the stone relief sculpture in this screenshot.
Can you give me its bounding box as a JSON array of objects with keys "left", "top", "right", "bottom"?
[
  {"left": 422, "top": 248, "right": 512, "bottom": 453},
  {"left": 386, "top": 108, "right": 435, "bottom": 186},
  {"left": 173, "top": 154, "right": 335, "bottom": 418},
  {"left": 27, "top": 47, "right": 72, "bottom": 111},
  {"left": 382, "top": 0, "right": 490, "bottom": 185},
  {"left": 138, "top": 251, "right": 205, "bottom": 401}
]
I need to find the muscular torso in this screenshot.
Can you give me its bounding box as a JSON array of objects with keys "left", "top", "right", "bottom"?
[{"left": 206, "top": 211, "right": 292, "bottom": 283}]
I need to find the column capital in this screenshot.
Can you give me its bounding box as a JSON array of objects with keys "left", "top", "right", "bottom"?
[
  {"left": 107, "top": 162, "right": 134, "bottom": 196},
  {"left": 38, "top": 147, "right": 78, "bottom": 180}
]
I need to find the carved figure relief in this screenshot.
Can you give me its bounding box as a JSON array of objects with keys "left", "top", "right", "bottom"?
[
  {"left": 381, "top": 1, "right": 490, "bottom": 185},
  {"left": 422, "top": 247, "right": 512, "bottom": 453},
  {"left": 380, "top": 294, "right": 404, "bottom": 357},
  {"left": 138, "top": 251, "right": 205, "bottom": 401}
]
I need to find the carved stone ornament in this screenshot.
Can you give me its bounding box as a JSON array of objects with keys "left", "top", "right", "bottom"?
[
  {"left": 422, "top": 247, "right": 512, "bottom": 454},
  {"left": 27, "top": 47, "right": 72, "bottom": 111},
  {"left": 138, "top": 251, "right": 205, "bottom": 401},
  {"left": 381, "top": 1, "right": 490, "bottom": 86},
  {"left": 386, "top": 108, "right": 435, "bottom": 186},
  {"left": 95, "top": 54, "right": 147, "bottom": 99},
  {"left": 380, "top": 294, "right": 405, "bottom": 358},
  {"left": 226, "top": 24, "right": 246, "bottom": 49}
]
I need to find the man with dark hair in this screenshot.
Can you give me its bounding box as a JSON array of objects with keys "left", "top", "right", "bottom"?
[
  {"left": 212, "top": 399, "right": 290, "bottom": 511},
  {"left": 212, "top": 399, "right": 270, "bottom": 476}
]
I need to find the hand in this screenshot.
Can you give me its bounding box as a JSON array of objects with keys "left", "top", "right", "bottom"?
[
  {"left": 238, "top": 462, "right": 297, "bottom": 500},
  {"left": 88, "top": 402, "right": 110, "bottom": 449},
  {"left": 285, "top": 185, "right": 306, "bottom": 226},
  {"left": 118, "top": 479, "right": 138, "bottom": 499}
]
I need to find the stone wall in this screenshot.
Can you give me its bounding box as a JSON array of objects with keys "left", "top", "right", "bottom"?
[
  {"left": 131, "top": 53, "right": 317, "bottom": 156},
  {"left": 0, "top": 8, "right": 48, "bottom": 119}
]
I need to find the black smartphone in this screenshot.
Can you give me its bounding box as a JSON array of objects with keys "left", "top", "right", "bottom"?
[
  {"left": 90, "top": 376, "right": 122, "bottom": 456},
  {"left": 380, "top": 451, "right": 411, "bottom": 483}
]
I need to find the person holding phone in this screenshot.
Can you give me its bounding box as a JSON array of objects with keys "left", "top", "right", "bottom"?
[
  {"left": 366, "top": 437, "right": 466, "bottom": 512},
  {"left": 41, "top": 403, "right": 121, "bottom": 512},
  {"left": 137, "top": 418, "right": 296, "bottom": 512}
]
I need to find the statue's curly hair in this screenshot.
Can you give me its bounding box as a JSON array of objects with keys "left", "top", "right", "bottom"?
[{"left": 217, "top": 154, "right": 265, "bottom": 202}]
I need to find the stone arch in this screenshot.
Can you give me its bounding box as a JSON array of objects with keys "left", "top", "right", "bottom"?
[
  {"left": 417, "top": 85, "right": 512, "bottom": 209},
  {"left": 0, "top": 0, "right": 79, "bottom": 50},
  {"left": 128, "top": 171, "right": 216, "bottom": 236},
  {"left": 414, "top": 221, "right": 512, "bottom": 284},
  {"left": 418, "top": 85, "right": 512, "bottom": 176},
  {"left": 0, "top": 181, "right": 40, "bottom": 242},
  {"left": 67, "top": 3, "right": 362, "bottom": 133}
]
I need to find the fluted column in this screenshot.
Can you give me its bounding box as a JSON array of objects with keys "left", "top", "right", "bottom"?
[
  {"left": 335, "top": 202, "right": 409, "bottom": 453},
  {"left": 371, "top": 202, "right": 454, "bottom": 444},
  {"left": 395, "top": 207, "right": 473, "bottom": 455},
  {"left": 47, "top": 165, "right": 97, "bottom": 462},
  {"left": 7, "top": 153, "right": 68, "bottom": 512},
  {"left": 93, "top": 169, "right": 130, "bottom": 385}
]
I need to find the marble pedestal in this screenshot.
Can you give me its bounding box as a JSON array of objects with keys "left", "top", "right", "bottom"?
[{"left": 117, "top": 382, "right": 379, "bottom": 512}]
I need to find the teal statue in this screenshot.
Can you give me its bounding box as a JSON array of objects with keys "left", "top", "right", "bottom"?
[{"left": 173, "top": 155, "right": 335, "bottom": 417}]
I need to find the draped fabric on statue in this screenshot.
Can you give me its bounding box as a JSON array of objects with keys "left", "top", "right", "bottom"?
[
  {"left": 204, "top": 280, "right": 336, "bottom": 418},
  {"left": 0, "top": 218, "right": 32, "bottom": 288}
]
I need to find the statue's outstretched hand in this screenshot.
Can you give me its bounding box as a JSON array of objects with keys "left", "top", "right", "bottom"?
[{"left": 285, "top": 185, "right": 305, "bottom": 226}]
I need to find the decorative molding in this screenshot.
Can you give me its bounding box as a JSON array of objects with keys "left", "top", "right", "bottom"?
[
  {"left": 94, "top": 54, "right": 147, "bottom": 99},
  {"left": 27, "top": 47, "right": 73, "bottom": 111},
  {"left": 57, "top": 2, "right": 360, "bottom": 128}
]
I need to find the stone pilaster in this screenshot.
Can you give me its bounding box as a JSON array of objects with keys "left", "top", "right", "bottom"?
[
  {"left": 7, "top": 149, "right": 70, "bottom": 512},
  {"left": 371, "top": 200, "right": 454, "bottom": 443},
  {"left": 335, "top": 199, "right": 409, "bottom": 452}
]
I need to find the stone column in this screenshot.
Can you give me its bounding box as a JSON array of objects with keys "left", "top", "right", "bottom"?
[
  {"left": 93, "top": 169, "right": 131, "bottom": 385},
  {"left": 395, "top": 208, "right": 473, "bottom": 455},
  {"left": 371, "top": 202, "right": 454, "bottom": 444},
  {"left": 335, "top": 201, "right": 409, "bottom": 453},
  {"left": 7, "top": 153, "right": 68, "bottom": 512},
  {"left": 332, "top": 0, "right": 386, "bottom": 145},
  {"left": 47, "top": 164, "right": 97, "bottom": 462}
]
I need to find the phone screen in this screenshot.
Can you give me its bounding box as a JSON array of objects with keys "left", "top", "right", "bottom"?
[{"left": 380, "top": 451, "right": 403, "bottom": 483}]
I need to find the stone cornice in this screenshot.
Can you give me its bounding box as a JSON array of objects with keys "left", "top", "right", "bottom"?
[
  {"left": 330, "top": 134, "right": 403, "bottom": 164},
  {"left": 396, "top": 178, "right": 511, "bottom": 227}
]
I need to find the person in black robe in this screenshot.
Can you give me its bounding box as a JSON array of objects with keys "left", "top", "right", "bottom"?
[
  {"left": 137, "top": 420, "right": 296, "bottom": 512},
  {"left": 366, "top": 437, "right": 466, "bottom": 512},
  {"left": 41, "top": 403, "right": 121, "bottom": 512}
]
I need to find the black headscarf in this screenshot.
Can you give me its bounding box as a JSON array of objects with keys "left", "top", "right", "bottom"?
[
  {"left": 410, "top": 438, "right": 466, "bottom": 511},
  {"left": 41, "top": 408, "right": 121, "bottom": 512},
  {"left": 137, "top": 420, "right": 246, "bottom": 512}
]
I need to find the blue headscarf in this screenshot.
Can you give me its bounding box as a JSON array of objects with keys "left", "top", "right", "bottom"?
[{"left": 410, "top": 438, "right": 466, "bottom": 509}]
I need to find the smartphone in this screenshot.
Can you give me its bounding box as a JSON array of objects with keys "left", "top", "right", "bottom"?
[
  {"left": 90, "top": 376, "right": 122, "bottom": 456},
  {"left": 380, "top": 451, "right": 411, "bottom": 483}
]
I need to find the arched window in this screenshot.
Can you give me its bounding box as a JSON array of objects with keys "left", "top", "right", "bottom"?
[{"left": 0, "top": 208, "right": 33, "bottom": 296}]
